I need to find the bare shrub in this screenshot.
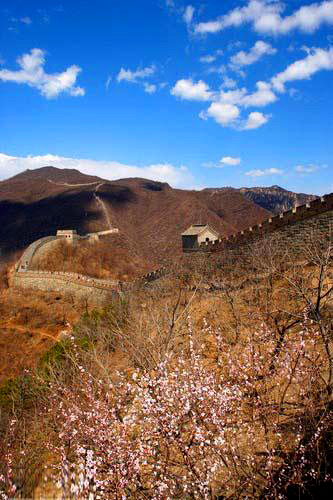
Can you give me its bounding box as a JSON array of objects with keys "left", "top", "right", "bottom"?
[
  {"left": 1, "top": 230, "right": 332, "bottom": 498},
  {"left": 31, "top": 238, "right": 147, "bottom": 281},
  {"left": 1, "top": 318, "right": 331, "bottom": 499}
]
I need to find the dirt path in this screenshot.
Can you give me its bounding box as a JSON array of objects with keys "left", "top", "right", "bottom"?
[
  {"left": 48, "top": 179, "right": 114, "bottom": 231},
  {"left": 94, "top": 183, "right": 113, "bottom": 230},
  {"left": 3, "top": 320, "right": 68, "bottom": 341},
  {"left": 48, "top": 179, "right": 99, "bottom": 187}
]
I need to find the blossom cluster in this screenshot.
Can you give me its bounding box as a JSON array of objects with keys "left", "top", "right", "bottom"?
[{"left": 1, "top": 319, "right": 331, "bottom": 499}]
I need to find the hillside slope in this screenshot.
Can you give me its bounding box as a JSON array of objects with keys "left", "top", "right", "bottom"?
[{"left": 0, "top": 167, "right": 270, "bottom": 265}]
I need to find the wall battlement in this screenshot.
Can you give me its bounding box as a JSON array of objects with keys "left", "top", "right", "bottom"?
[
  {"left": 12, "top": 270, "right": 119, "bottom": 306},
  {"left": 133, "top": 267, "right": 167, "bottom": 285},
  {"left": 14, "top": 270, "right": 119, "bottom": 290},
  {"left": 12, "top": 266, "right": 167, "bottom": 302},
  {"left": 199, "top": 192, "right": 333, "bottom": 253}
]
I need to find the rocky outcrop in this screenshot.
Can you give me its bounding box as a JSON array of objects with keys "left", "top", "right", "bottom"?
[{"left": 239, "top": 185, "right": 317, "bottom": 215}]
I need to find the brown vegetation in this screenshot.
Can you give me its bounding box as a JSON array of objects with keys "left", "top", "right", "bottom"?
[
  {"left": 30, "top": 237, "right": 148, "bottom": 281},
  {"left": 0, "top": 230, "right": 332, "bottom": 498},
  {"left": 0, "top": 259, "right": 89, "bottom": 383}
]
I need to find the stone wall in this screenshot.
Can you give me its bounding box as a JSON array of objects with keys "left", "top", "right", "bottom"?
[
  {"left": 17, "top": 236, "right": 58, "bottom": 271},
  {"left": 12, "top": 265, "right": 167, "bottom": 302},
  {"left": 17, "top": 227, "right": 121, "bottom": 273},
  {"left": 199, "top": 193, "right": 333, "bottom": 255},
  {"left": 12, "top": 271, "right": 119, "bottom": 305},
  {"left": 12, "top": 230, "right": 166, "bottom": 303}
]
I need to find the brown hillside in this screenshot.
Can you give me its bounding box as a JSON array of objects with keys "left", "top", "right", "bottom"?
[{"left": 0, "top": 167, "right": 270, "bottom": 266}]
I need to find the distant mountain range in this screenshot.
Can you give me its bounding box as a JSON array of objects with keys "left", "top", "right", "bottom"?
[
  {"left": 0, "top": 167, "right": 318, "bottom": 264},
  {"left": 239, "top": 185, "right": 318, "bottom": 215}
]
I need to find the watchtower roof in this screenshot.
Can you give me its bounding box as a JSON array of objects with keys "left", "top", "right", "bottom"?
[
  {"left": 181, "top": 224, "right": 219, "bottom": 237},
  {"left": 57, "top": 229, "right": 77, "bottom": 234}
]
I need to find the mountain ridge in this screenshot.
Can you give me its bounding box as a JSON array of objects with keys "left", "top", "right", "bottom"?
[
  {"left": 0, "top": 167, "right": 270, "bottom": 265},
  {"left": 238, "top": 185, "right": 318, "bottom": 214}
]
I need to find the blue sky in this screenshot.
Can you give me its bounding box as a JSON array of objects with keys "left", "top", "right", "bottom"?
[{"left": 0, "top": 0, "right": 332, "bottom": 194}]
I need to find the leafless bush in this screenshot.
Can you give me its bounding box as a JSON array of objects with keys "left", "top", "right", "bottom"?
[
  {"left": 1, "top": 230, "right": 332, "bottom": 498},
  {"left": 31, "top": 239, "right": 146, "bottom": 281}
]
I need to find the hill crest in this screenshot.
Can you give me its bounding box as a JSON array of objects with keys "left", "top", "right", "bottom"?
[{"left": 0, "top": 166, "right": 271, "bottom": 265}]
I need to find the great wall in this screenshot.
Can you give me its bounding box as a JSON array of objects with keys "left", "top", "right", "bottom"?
[
  {"left": 197, "top": 191, "right": 333, "bottom": 255},
  {"left": 12, "top": 229, "right": 167, "bottom": 304},
  {"left": 10, "top": 191, "right": 333, "bottom": 303}
]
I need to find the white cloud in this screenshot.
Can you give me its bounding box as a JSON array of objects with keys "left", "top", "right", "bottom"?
[
  {"left": 105, "top": 75, "right": 112, "bottom": 90},
  {"left": 217, "top": 81, "right": 277, "bottom": 108},
  {"left": 230, "top": 40, "right": 276, "bottom": 68},
  {"left": 195, "top": 0, "right": 333, "bottom": 36},
  {"left": 245, "top": 167, "right": 283, "bottom": 177},
  {"left": 221, "top": 156, "right": 241, "bottom": 165},
  {"left": 194, "top": 44, "right": 333, "bottom": 130},
  {"left": 116, "top": 65, "right": 158, "bottom": 94},
  {"left": 201, "top": 45, "right": 333, "bottom": 128},
  {"left": 199, "top": 87, "right": 272, "bottom": 129},
  {"left": 203, "top": 102, "right": 240, "bottom": 126},
  {"left": 221, "top": 76, "right": 237, "bottom": 89},
  {"left": 143, "top": 82, "right": 157, "bottom": 94},
  {"left": 203, "top": 156, "right": 241, "bottom": 168},
  {"left": 271, "top": 47, "right": 333, "bottom": 92},
  {"left": 200, "top": 49, "right": 223, "bottom": 64},
  {"left": 116, "top": 65, "right": 156, "bottom": 83},
  {"left": 242, "top": 81, "right": 277, "bottom": 107},
  {"left": 207, "top": 64, "right": 227, "bottom": 76},
  {"left": 183, "top": 5, "right": 195, "bottom": 25},
  {"left": 172, "top": 44, "right": 333, "bottom": 132},
  {"left": 243, "top": 111, "right": 270, "bottom": 129},
  {"left": 0, "top": 48, "right": 84, "bottom": 98},
  {"left": 0, "top": 153, "right": 194, "bottom": 189},
  {"left": 171, "top": 78, "right": 213, "bottom": 101},
  {"left": 295, "top": 165, "right": 317, "bottom": 173},
  {"left": 171, "top": 76, "right": 275, "bottom": 129},
  {"left": 170, "top": 63, "right": 279, "bottom": 129}
]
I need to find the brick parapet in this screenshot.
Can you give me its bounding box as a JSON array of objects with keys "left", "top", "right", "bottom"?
[
  {"left": 199, "top": 192, "right": 333, "bottom": 253},
  {"left": 13, "top": 265, "right": 168, "bottom": 299},
  {"left": 14, "top": 270, "right": 119, "bottom": 291}
]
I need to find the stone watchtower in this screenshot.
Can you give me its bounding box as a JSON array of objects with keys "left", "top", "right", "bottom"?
[
  {"left": 56, "top": 229, "right": 80, "bottom": 243},
  {"left": 182, "top": 224, "right": 220, "bottom": 252}
]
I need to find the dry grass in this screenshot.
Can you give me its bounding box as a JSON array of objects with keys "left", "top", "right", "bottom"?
[
  {"left": 0, "top": 259, "right": 89, "bottom": 383},
  {"left": 30, "top": 238, "right": 147, "bottom": 280},
  {"left": 0, "top": 236, "right": 332, "bottom": 498}
]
